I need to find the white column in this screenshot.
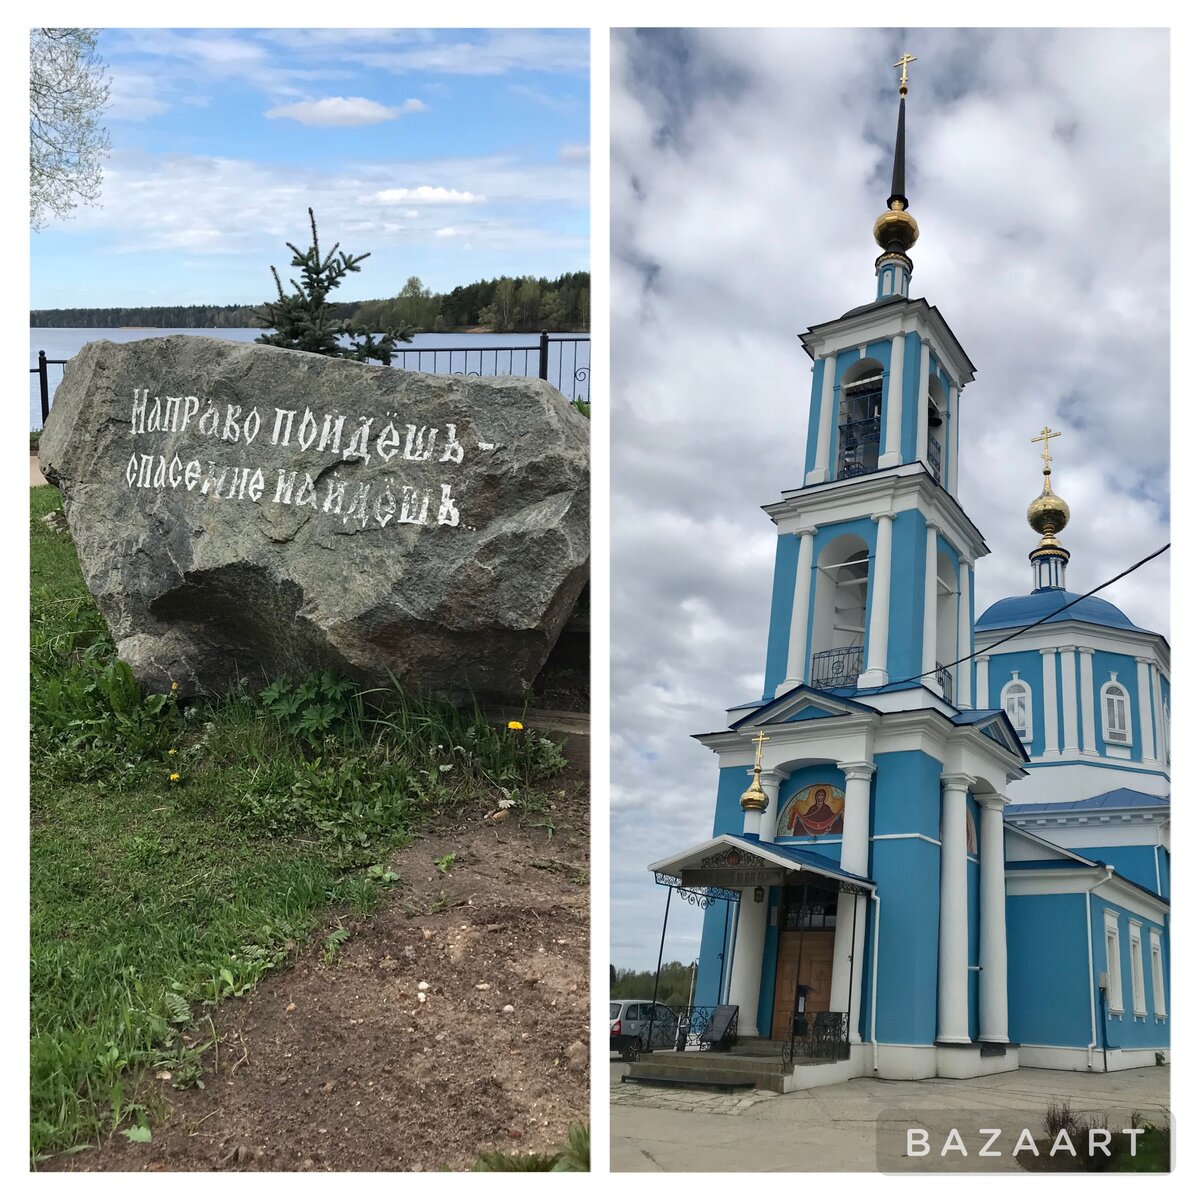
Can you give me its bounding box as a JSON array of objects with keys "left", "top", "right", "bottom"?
[
  {"left": 915, "top": 340, "right": 931, "bottom": 471},
  {"left": 978, "top": 794, "right": 1009, "bottom": 1044},
  {"left": 1060, "top": 645, "right": 1079, "bottom": 754},
  {"left": 742, "top": 798, "right": 761, "bottom": 839},
  {"left": 806, "top": 353, "right": 837, "bottom": 485},
  {"left": 859, "top": 513, "right": 894, "bottom": 688},
  {"left": 758, "top": 770, "right": 784, "bottom": 846},
  {"left": 1040, "top": 647, "right": 1060, "bottom": 756},
  {"left": 1151, "top": 666, "right": 1166, "bottom": 767},
  {"left": 727, "top": 889, "right": 768, "bottom": 1036},
  {"left": 778, "top": 528, "right": 817, "bottom": 695},
  {"left": 946, "top": 384, "right": 960, "bottom": 496},
  {"left": 832, "top": 761, "right": 874, "bottom": 1043},
  {"left": 956, "top": 556, "right": 971, "bottom": 706},
  {"left": 837, "top": 761, "right": 874, "bottom": 876},
  {"left": 921, "top": 520, "right": 939, "bottom": 687},
  {"left": 1079, "top": 648, "right": 1097, "bottom": 755},
  {"left": 879, "top": 333, "right": 906, "bottom": 469},
  {"left": 976, "top": 654, "right": 990, "bottom": 711},
  {"left": 938, "top": 773, "right": 972, "bottom": 1044},
  {"left": 1136, "top": 658, "right": 1155, "bottom": 763}
]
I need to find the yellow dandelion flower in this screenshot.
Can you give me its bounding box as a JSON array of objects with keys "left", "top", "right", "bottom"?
[
  {"left": 169, "top": 772, "right": 180, "bottom": 782},
  {"left": 168, "top": 748, "right": 177, "bottom": 756},
  {"left": 170, "top": 681, "right": 179, "bottom": 692},
  {"left": 507, "top": 720, "right": 524, "bottom": 731}
]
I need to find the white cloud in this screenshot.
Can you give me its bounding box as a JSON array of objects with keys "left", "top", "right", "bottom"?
[
  {"left": 610, "top": 28, "right": 1170, "bottom": 970},
  {"left": 559, "top": 143, "right": 589, "bottom": 161},
  {"left": 367, "top": 185, "right": 484, "bottom": 204},
  {"left": 264, "top": 96, "right": 421, "bottom": 126},
  {"left": 434, "top": 227, "right": 461, "bottom": 238}
]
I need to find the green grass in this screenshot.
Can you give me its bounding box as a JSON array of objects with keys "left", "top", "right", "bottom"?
[{"left": 29, "top": 486, "right": 567, "bottom": 1163}]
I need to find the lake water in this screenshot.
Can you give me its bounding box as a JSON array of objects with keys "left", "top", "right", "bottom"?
[{"left": 29, "top": 328, "right": 590, "bottom": 429}]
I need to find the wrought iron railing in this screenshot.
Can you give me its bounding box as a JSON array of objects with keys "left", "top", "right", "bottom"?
[
  {"left": 934, "top": 662, "right": 953, "bottom": 702},
  {"left": 781, "top": 1010, "right": 851, "bottom": 1065},
  {"left": 810, "top": 645, "right": 863, "bottom": 690},
  {"left": 927, "top": 434, "right": 942, "bottom": 484},
  {"left": 30, "top": 332, "right": 590, "bottom": 429},
  {"left": 836, "top": 416, "right": 881, "bottom": 479},
  {"left": 634, "top": 1004, "right": 740, "bottom": 1058}
]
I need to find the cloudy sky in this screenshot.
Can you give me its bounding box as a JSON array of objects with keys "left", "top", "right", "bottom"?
[
  {"left": 31, "top": 27, "right": 589, "bottom": 308},
  {"left": 610, "top": 28, "right": 1170, "bottom": 971}
]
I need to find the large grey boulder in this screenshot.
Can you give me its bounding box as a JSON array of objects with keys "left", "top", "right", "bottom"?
[{"left": 39, "top": 335, "right": 589, "bottom": 701}]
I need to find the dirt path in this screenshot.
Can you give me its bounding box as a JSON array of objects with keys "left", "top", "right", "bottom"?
[{"left": 54, "top": 730, "right": 589, "bottom": 1172}]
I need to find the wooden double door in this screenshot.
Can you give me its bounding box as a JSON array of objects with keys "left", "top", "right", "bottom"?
[{"left": 770, "top": 928, "right": 835, "bottom": 1041}]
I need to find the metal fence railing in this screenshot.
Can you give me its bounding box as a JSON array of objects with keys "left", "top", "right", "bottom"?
[{"left": 30, "top": 331, "right": 590, "bottom": 430}]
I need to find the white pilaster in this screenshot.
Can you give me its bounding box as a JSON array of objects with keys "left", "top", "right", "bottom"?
[
  {"left": 1079, "top": 648, "right": 1097, "bottom": 755},
  {"left": 758, "top": 770, "right": 784, "bottom": 846},
  {"left": 859, "top": 513, "right": 894, "bottom": 688},
  {"left": 1136, "top": 658, "right": 1154, "bottom": 764},
  {"left": 806, "top": 353, "right": 837, "bottom": 485},
  {"left": 956, "top": 556, "right": 971, "bottom": 706},
  {"left": 978, "top": 794, "right": 1009, "bottom": 1044},
  {"left": 727, "top": 890, "right": 768, "bottom": 1036},
  {"left": 836, "top": 761, "right": 874, "bottom": 876},
  {"left": 915, "top": 339, "right": 931, "bottom": 471},
  {"left": 741, "top": 802, "right": 761, "bottom": 838},
  {"left": 830, "top": 889, "right": 867, "bottom": 1043},
  {"left": 1150, "top": 666, "right": 1166, "bottom": 767},
  {"left": 1060, "top": 646, "right": 1079, "bottom": 754},
  {"left": 878, "top": 333, "right": 906, "bottom": 468},
  {"left": 946, "top": 384, "right": 960, "bottom": 495},
  {"left": 976, "top": 654, "right": 990, "bottom": 711},
  {"left": 921, "top": 520, "right": 939, "bottom": 688},
  {"left": 938, "top": 773, "right": 972, "bottom": 1044},
  {"left": 1040, "top": 647, "right": 1060, "bottom": 756},
  {"left": 778, "top": 528, "right": 817, "bottom": 695}
]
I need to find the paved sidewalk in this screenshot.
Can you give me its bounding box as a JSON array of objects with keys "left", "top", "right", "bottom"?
[
  {"left": 31, "top": 455, "right": 47, "bottom": 486},
  {"left": 611, "top": 1061, "right": 1170, "bottom": 1172}
]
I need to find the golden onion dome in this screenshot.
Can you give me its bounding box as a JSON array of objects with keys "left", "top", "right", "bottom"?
[
  {"left": 739, "top": 765, "right": 768, "bottom": 813},
  {"left": 1027, "top": 478, "right": 1070, "bottom": 546},
  {"left": 873, "top": 200, "right": 919, "bottom": 253}
]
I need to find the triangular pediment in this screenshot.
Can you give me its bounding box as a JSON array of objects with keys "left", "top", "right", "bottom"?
[
  {"left": 952, "top": 709, "right": 1029, "bottom": 761},
  {"left": 731, "top": 685, "right": 871, "bottom": 731}
]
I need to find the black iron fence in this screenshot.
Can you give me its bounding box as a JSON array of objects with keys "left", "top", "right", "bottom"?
[
  {"left": 810, "top": 645, "right": 864, "bottom": 690},
  {"left": 781, "top": 1010, "right": 851, "bottom": 1064},
  {"left": 29, "top": 331, "right": 591, "bottom": 430}
]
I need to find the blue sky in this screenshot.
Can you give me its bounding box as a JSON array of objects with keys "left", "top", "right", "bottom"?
[{"left": 31, "top": 28, "right": 589, "bottom": 308}]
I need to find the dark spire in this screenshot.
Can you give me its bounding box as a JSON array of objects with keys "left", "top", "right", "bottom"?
[{"left": 887, "top": 96, "right": 907, "bottom": 211}]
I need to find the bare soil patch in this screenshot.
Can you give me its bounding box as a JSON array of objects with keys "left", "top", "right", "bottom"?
[{"left": 53, "top": 729, "right": 589, "bottom": 1172}]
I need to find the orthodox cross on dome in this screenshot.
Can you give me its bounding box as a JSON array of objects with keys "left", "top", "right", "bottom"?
[
  {"left": 893, "top": 53, "right": 917, "bottom": 96},
  {"left": 751, "top": 728, "right": 769, "bottom": 768},
  {"left": 1031, "top": 425, "right": 1062, "bottom": 473}
]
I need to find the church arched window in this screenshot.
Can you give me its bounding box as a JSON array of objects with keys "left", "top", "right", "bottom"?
[
  {"left": 1000, "top": 676, "right": 1032, "bottom": 740},
  {"left": 1102, "top": 680, "right": 1131, "bottom": 745},
  {"left": 835, "top": 360, "right": 884, "bottom": 480},
  {"left": 810, "top": 533, "right": 870, "bottom": 689}
]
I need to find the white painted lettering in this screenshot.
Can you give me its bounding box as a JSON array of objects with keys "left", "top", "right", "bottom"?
[
  {"left": 439, "top": 422, "right": 464, "bottom": 464},
  {"left": 271, "top": 408, "right": 295, "bottom": 446},
  {"left": 137, "top": 454, "right": 154, "bottom": 488},
  {"left": 126, "top": 454, "right": 138, "bottom": 487},
  {"left": 1123, "top": 1128, "right": 1145, "bottom": 1156},
  {"left": 323, "top": 478, "right": 346, "bottom": 514},
  {"left": 376, "top": 421, "right": 401, "bottom": 462},
  {"left": 198, "top": 405, "right": 219, "bottom": 437},
  {"left": 168, "top": 456, "right": 183, "bottom": 488},
  {"left": 343, "top": 482, "right": 371, "bottom": 525},
  {"left": 978, "top": 1129, "right": 1002, "bottom": 1157},
  {"left": 941, "top": 1129, "right": 968, "bottom": 1157},
  {"left": 242, "top": 408, "right": 261, "bottom": 445},
  {"left": 906, "top": 1129, "right": 929, "bottom": 1157},
  {"left": 297, "top": 408, "right": 319, "bottom": 451},
  {"left": 294, "top": 473, "right": 319, "bottom": 510},
  {"left": 398, "top": 486, "right": 430, "bottom": 526},
  {"left": 403, "top": 424, "right": 438, "bottom": 461},
  {"left": 344, "top": 417, "right": 374, "bottom": 463},
  {"left": 184, "top": 460, "right": 201, "bottom": 491},
  {"left": 317, "top": 413, "right": 345, "bottom": 454},
  {"left": 162, "top": 397, "right": 181, "bottom": 432},
  {"left": 1012, "top": 1129, "right": 1040, "bottom": 1156},
  {"left": 1049, "top": 1129, "right": 1076, "bottom": 1157},
  {"left": 131, "top": 388, "right": 148, "bottom": 434},
  {"left": 374, "top": 485, "right": 397, "bottom": 527},
  {"left": 247, "top": 468, "right": 265, "bottom": 502},
  {"left": 222, "top": 405, "right": 242, "bottom": 443},
  {"left": 180, "top": 396, "right": 201, "bottom": 432},
  {"left": 1088, "top": 1129, "right": 1112, "bottom": 1157},
  {"left": 436, "top": 483, "right": 460, "bottom": 527},
  {"left": 273, "top": 470, "right": 297, "bottom": 505},
  {"left": 151, "top": 456, "right": 168, "bottom": 489},
  {"left": 147, "top": 398, "right": 162, "bottom": 433}
]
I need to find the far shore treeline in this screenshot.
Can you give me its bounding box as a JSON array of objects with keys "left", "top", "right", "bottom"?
[{"left": 30, "top": 271, "right": 590, "bottom": 334}]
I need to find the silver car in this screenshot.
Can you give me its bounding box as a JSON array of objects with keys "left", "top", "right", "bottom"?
[{"left": 610, "top": 999, "right": 685, "bottom": 1057}]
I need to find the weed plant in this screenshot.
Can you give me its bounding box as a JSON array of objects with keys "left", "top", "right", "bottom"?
[{"left": 29, "top": 487, "right": 567, "bottom": 1162}]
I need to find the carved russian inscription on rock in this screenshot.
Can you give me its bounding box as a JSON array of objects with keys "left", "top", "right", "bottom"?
[{"left": 39, "top": 335, "right": 589, "bottom": 700}]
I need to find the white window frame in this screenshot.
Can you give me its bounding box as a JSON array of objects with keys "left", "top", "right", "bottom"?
[
  {"left": 1102, "top": 678, "right": 1132, "bottom": 746},
  {"left": 1129, "top": 921, "right": 1146, "bottom": 1017},
  {"left": 1000, "top": 675, "right": 1032, "bottom": 741},
  {"left": 1150, "top": 930, "right": 1167, "bottom": 1019},
  {"left": 1103, "top": 910, "right": 1124, "bottom": 1015},
  {"left": 1162, "top": 703, "right": 1170, "bottom": 766}
]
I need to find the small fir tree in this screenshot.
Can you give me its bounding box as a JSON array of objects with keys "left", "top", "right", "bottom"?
[{"left": 254, "top": 208, "right": 414, "bottom": 363}]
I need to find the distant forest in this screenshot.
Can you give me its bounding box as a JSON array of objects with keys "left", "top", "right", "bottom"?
[
  {"left": 30, "top": 271, "right": 590, "bottom": 334},
  {"left": 611, "top": 961, "right": 699, "bottom": 1009}
]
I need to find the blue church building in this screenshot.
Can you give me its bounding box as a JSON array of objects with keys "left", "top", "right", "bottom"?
[{"left": 645, "top": 63, "right": 1169, "bottom": 1086}]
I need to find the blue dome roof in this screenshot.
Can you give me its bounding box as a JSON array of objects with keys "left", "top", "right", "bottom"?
[{"left": 975, "top": 589, "right": 1151, "bottom": 634}]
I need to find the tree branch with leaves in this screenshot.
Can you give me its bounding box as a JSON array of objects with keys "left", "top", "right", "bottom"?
[{"left": 254, "top": 209, "right": 414, "bottom": 363}]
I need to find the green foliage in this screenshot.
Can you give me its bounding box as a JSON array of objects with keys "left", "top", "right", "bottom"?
[
  {"left": 254, "top": 208, "right": 414, "bottom": 363},
  {"left": 611, "top": 960, "right": 697, "bottom": 1009},
  {"left": 435, "top": 853, "right": 456, "bottom": 875},
  {"left": 30, "top": 28, "right": 110, "bottom": 229},
  {"left": 470, "top": 1125, "right": 589, "bottom": 1172},
  {"left": 259, "top": 672, "right": 366, "bottom": 748},
  {"left": 552, "top": 1124, "right": 590, "bottom": 1172}
]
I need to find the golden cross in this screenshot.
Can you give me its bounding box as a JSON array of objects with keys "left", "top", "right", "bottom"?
[
  {"left": 894, "top": 53, "right": 918, "bottom": 91},
  {"left": 1031, "top": 425, "right": 1062, "bottom": 471},
  {"left": 751, "top": 729, "right": 769, "bottom": 767}
]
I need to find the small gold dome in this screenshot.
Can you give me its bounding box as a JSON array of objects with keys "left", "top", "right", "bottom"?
[
  {"left": 1027, "top": 483, "right": 1070, "bottom": 545},
  {"left": 739, "top": 766, "right": 768, "bottom": 813},
  {"left": 873, "top": 201, "right": 919, "bottom": 253}
]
